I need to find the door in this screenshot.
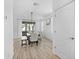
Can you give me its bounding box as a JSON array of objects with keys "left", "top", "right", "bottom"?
[{"left": 53, "top": 2, "right": 75, "bottom": 59}]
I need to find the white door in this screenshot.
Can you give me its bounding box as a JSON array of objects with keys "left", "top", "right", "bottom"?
[{"left": 53, "top": 2, "right": 75, "bottom": 59}]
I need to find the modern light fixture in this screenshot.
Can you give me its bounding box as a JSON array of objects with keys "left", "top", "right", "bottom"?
[
  {"left": 30, "top": 2, "right": 39, "bottom": 21},
  {"left": 30, "top": 11, "right": 33, "bottom": 21},
  {"left": 29, "top": 2, "right": 39, "bottom": 21}
]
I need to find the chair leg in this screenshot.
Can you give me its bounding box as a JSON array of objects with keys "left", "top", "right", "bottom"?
[
  {"left": 28, "top": 40, "right": 30, "bottom": 45},
  {"left": 36, "top": 41, "right": 38, "bottom": 46},
  {"left": 21, "top": 40, "right": 23, "bottom": 46}
]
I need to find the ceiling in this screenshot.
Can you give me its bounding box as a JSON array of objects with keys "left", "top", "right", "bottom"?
[{"left": 14, "top": 0, "right": 53, "bottom": 19}]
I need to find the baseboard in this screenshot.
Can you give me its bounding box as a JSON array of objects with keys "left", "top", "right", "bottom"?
[
  {"left": 55, "top": 54, "right": 61, "bottom": 59},
  {"left": 13, "top": 37, "right": 21, "bottom": 40},
  {"left": 43, "top": 36, "right": 53, "bottom": 42}
]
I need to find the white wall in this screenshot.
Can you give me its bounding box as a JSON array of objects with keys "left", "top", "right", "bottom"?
[
  {"left": 17, "top": 20, "right": 22, "bottom": 38},
  {"left": 53, "top": 0, "right": 75, "bottom": 59},
  {"left": 4, "top": 0, "right": 14, "bottom": 59},
  {"left": 35, "top": 19, "right": 42, "bottom": 34},
  {"left": 13, "top": 16, "right": 18, "bottom": 39},
  {"left": 53, "top": 0, "right": 73, "bottom": 10},
  {"left": 42, "top": 15, "right": 54, "bottom": 40}
]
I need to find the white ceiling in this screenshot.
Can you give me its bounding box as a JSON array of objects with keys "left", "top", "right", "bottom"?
[{"left": 14, "top": 0, "right": 53, "bottom": 19}]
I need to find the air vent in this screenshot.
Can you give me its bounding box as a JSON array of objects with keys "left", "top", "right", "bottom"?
[{"left": 33, "top": 2, "right": 39, "bottom": 6}]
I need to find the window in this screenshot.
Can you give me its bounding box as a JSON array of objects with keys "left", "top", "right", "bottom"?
[
  {"left": 22, "top": 22, "right": 35, "bottom": 32},
  {"left": 22, "top": 24, "right": 25, "bottom": 31},
  {"left": 30, "top": 24, "right": 33, "bottom": 31},
  {"left": 27, "top": 24, "right": 30, "bottom": 31}
]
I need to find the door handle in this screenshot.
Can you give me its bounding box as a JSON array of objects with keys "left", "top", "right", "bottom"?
[{"left": 70, "top": 37, "right": 75, "bottom": 40}]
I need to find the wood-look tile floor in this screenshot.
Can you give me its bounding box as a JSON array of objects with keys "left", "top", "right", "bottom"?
[{"left": 13, "top": 38, "right": 59, "bottom": 59}]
